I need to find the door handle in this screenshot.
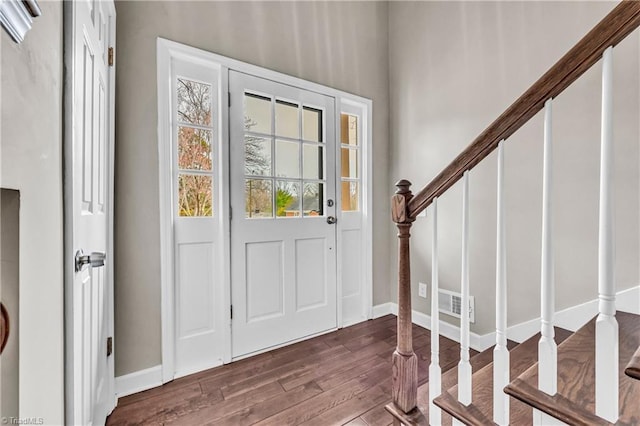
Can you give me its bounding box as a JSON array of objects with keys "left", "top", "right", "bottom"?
[
  {"left": 75, "top": 250, "right": 106, "bottom": 272},
  {"left": 326, "top": 216, "right": 337, "bottom": 225}
]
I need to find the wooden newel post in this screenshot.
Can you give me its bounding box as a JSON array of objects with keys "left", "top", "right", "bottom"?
[{"left": 391, "top": 179, "right": 418, "bottom": 413}]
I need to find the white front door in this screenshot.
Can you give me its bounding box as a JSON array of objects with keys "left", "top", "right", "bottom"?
[
  {"left": 65, "top": 0, "right": 116, "bottom": 424},
  {"left": 229, "top": 71, "right": 338, "bottom": 358}
]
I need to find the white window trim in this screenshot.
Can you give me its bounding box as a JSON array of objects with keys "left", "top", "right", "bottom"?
[{"left": 157, "top": 37, "right": 373, "bottom": 383}]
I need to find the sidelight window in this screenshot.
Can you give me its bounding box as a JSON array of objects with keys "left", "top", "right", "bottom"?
[
  {"left": 340, "top": 113, "right": 360, "bottom": 211},
  {"left": 175, "top": 78, "right": 215, "bottom": 217}
]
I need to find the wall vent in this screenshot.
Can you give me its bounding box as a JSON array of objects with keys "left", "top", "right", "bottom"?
[{"left": 438, "top": 288, "right": 475, "bottom": 323}]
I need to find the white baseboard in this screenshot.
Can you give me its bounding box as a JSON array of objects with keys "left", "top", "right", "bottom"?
[
  {"left": 372, "top": 302, "right": 394, "bottom": 318},
  {"left": 372, "top": 285, "right": 640, "bottom": 352},
  {"left": 396, "top": 305, "right": 495, "bottom": 351},
  {"left": 372, "top": 302, "right": 494, "bottom": 350},
  {"left": 115, "top": 365, "right": 162, "bottom": 399},
  {"left": 118, "top": 288, "right": 638, "bottom": 399},
  {"left": 507, "top": 285, "right": 640, "bottom": 342}
]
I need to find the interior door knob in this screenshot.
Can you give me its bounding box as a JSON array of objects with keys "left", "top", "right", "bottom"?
[
  {"left": 75, "top": 250, "right": 106, "bottom": 272},
  {"left": 326, "top": 216, "right": 337, "bottom": 224}
]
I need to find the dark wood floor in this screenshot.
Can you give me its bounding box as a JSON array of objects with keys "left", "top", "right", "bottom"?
[{"left": 107, "top": 315, "right": 468, "bottom": 425}]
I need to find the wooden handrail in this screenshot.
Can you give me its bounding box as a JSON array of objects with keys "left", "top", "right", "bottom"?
[{"left": 407, "top": 0, "right": 640, "bottom": 219}]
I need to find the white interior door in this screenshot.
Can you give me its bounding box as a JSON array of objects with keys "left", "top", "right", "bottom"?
[
  {"left": 65, "top": 0, "right": 116, "bottom": 424},
  {"left": 230, "top": 71, "right": 337, "bottom": 358}
]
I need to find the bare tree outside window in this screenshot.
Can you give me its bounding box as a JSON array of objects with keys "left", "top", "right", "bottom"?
[{"left": 176, "top": 78, "right": 213, "bottom": 217}]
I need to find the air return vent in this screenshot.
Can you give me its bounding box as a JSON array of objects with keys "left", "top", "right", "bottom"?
[{"left": 438, "top": 288, "right": 475, "bottom": 323}]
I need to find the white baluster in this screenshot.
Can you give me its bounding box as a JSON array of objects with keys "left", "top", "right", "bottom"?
[
  {"left": 456, "top": 171, "right": 472, "bottom": 426},
  {"left": 429, "top": 197, "right": 442, "bottom": 426},
  {"left": 534, "top": 99, "right": 559, "bottom": 426},
  {"left": 493, "top": 141, "right": 509, "bottom": 426},
  {"left": 596, "top": 45, "right": 618, "bottom": 423}
]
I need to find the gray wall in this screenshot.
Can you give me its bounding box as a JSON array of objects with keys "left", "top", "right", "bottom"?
[
  {"left": 0, "top": 1, "right": 64, "bottom": 421},
  {"left": 115, "top": 0, "right": 640, "bottom": 376},
  {"left": 388, "top": 1, "right": 640, "bottom": 335},
  {"left": 114, "top": 1, "right": 390, "bottom": 376}
]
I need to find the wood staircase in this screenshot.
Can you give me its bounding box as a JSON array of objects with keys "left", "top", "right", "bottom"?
[
  {"left": 505, "top": 311, "right": 640, "bottom": 426},
  {"left": 436, "top": 328, "right": 573, "bottom": 425},
  {"left": 385, "top": 1, "right": 640, "bottom": 425},
  {"left": 386, "top": 338, "right": 512, "bottom": 425},
  {"left": 387, "top": 313, "right": 640, "bottom": 425}
]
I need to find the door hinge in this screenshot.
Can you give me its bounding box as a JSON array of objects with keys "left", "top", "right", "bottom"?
[
  {"left": 107, "top": 336, "right": 113, "bottom": 357},
  {"left": 228, "top": 92, "right": 231, "bottom": 107},
  {"left": 230, "top": 305, "right": 233, "bottom": 320},
  {"left": 108, "top": 47, "right": 114, "bottom": 67}
]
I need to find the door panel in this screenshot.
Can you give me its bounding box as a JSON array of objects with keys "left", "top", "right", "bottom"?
[
  {"left": 177, "top": 242, "right": 215, "bottom": 337},
  {"left": 175, "top": 240, "right": 217, "bottom": 370},
  {"left": 230, "top": 72, "right": 337, "bottom": 358},
  {"left": 246, "top": 241, "right": 284, "bottom": 321},
  {"left": 295, "top": 238, "right": 327, "bottom": 311},
  {"left": 66, "top": 0, "right": 116, "bottom": 424}
]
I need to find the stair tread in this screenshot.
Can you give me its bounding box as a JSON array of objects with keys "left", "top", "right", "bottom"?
[
  {"left": 506, "top": 311, "right": 640, "bottom": 425},
  {"left": 415, "top": 340, "right": 517, "bottom": 425},
  {"left": 435, "top": 327, "right": 572, "bottom": 424},
  {"left": 386, "top": 339, "right": 503, "bottom": 425},
  {"left": 625, "top": 345, "right": 640, "bottom": 380},
  {"left": 431, "top": 391, "right": 494, "bottom": 426}
]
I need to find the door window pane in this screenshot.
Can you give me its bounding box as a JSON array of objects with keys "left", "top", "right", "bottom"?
[
  {"left": 245, "top": 136, "right": 271, "bottom": 176},
  {"left": 340, "top": 113, "right": 358, "bottom": 146},
  {"left": 178, "top": 126, "right": 212, "bottom": 171},
  {"left": 177, "top": 78, "right": 211, "bottom": 126},
  {"left": 245, "top": 94, "right": 272, "bottom": 134},
  {"left": 276, "top": 140, "right": 300, "bottom": 178},
  {"left": 178, "top": 174, "right": 213, "bottom": 217},
  {"left": 241, "top": 93, "right": 332, "bottom": 220},
  {"left": 246, "top": 179, "right": 273, "bottom": 218},
  {"left": 303, "top": 107, "right": 322, "bottom": 142},
  {"left": 276, "top": 180, "right": 301, "bottom": 217},
  {"left": 341, "top": 148, "right": 358, "bottom": 178},
  {"left": 341, "top": 181, "right": 359, "bottom": 212},
  {"left": 303, "top": 144, "right": 323, "bottom": 180},
  {"left": 275, "top": 100, "right": 299, "bottom": 139},
  {"left": 303, "top": 182, "right": 323, "bottom": 216}
]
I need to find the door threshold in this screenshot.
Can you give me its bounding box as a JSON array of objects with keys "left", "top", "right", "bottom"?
[{"left": 231, "top": 326, "right": 338, "bottom": 362}]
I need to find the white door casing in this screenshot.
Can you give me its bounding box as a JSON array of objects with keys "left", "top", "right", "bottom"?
[
  {"left": 64, "top": 1, "right": 116, "bottom": 424},
  {"left": 229, "top": 71, "right": 337, "bottom": 358}
]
